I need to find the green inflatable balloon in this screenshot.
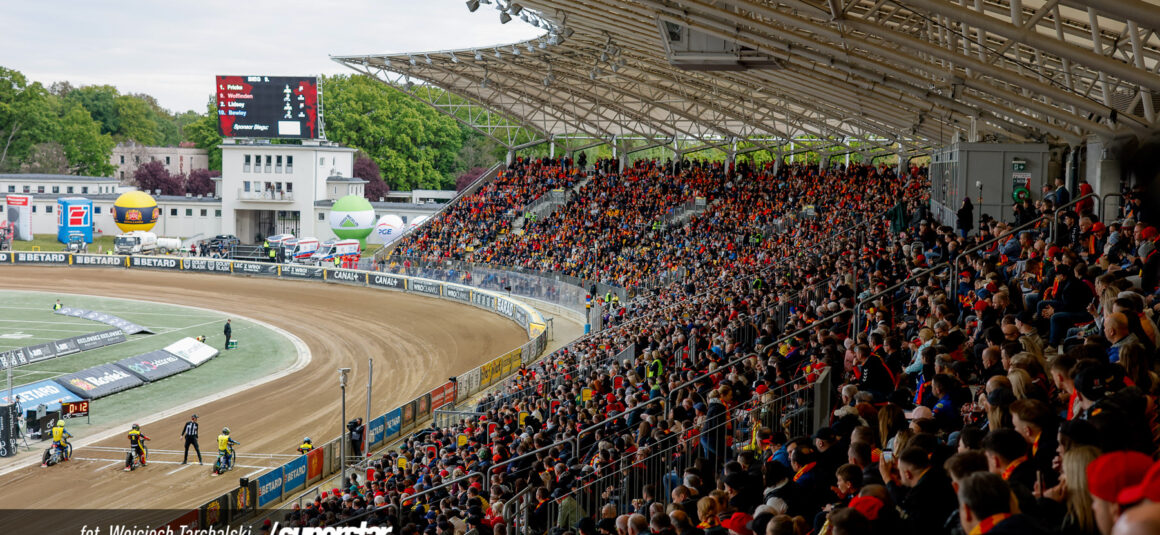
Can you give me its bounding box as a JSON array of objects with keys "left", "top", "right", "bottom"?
[{"left": 329, "top": 195, "right": 375, "bottom": 246}]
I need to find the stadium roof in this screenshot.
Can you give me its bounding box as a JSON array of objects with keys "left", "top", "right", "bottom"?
[{"left": 334, "top": 0, "right": 1160, "bottom": 158}]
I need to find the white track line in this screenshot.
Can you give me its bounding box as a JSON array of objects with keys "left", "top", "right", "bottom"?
[
  {"left": 96, "top": 461, "right": 122, "bottom": 471},
  {"left": 0, "top": 294, "right": 312, "bottom": 478},
  {"left": 73, "top": 457, "right": 269, "bottom": 470},
  {"left": 167, "top": 465, "right": 192, "bottom": 475}
]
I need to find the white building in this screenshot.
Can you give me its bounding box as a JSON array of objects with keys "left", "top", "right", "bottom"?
[
  {"left": 111, "top": 142, "right": 210, "bottom": 182},
  {"left": 2, "top": 141, "right": 448, "bottom": 245}
]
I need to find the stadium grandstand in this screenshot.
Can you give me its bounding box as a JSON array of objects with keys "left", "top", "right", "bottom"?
[{"left": 274, "top": 1, "right": 1160, "bottom": 534}]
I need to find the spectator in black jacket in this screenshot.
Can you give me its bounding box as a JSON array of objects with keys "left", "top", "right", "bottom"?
[
  {"left": 957, "top": 472, "right": 1050, "bottom": 535},
  {"left": 880, "top": 445, "right": 959, "bottom": 535},
  {"left": 853, "top": 345, "right": 894, "bottom": 401}
]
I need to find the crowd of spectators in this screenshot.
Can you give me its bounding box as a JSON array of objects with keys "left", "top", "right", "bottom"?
[{"left": 279, "top": 155, "right": 1160, "bottom": 535}]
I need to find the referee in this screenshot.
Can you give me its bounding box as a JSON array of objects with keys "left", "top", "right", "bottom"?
[{"left": 181, "top": 414, "right": 202, "bottom": 464}]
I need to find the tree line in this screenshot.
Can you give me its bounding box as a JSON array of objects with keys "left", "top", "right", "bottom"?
[{"left": 0, "top": 67, "right": 502, "bottom": 196}]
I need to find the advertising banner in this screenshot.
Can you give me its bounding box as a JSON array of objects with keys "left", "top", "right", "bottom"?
[
  {"left": 256, "top": 468, "right": 284, "bottom": 507},
  {"left": 430, "top": 384, "right": 446, "bottom": 410},
  {"left": 417, "top": 393, "right": 431, "bottom": 418},
  {"left": 402, "top": 402, "right": 414, "bottom": 426},
  {"left": 57, "top": 307, "right": 151, "bottom": 335},
  {"left": 72, "top": 329, "right": 127, "bottom": 351},
  {"left": 494, "top": 297, "right": 515, "bottom": 319},
  {"left": 0, "top": 380, "right": 82, "bottom": 412},
  {"left": 182, "top": 258, "right": 232, "bottom": 273},
  {"left": 166, "top": 509, "right": 201, "bottom": 533},
  {"left": 280, "top": 264, "right": 323, "bottom": 279},
  {"left": 369, "top": 273, "right": 405, "bottom": 290},
  {"left": 165, "top": 337, "right": 219, "bottom": 366},
  {"left": 409, "top": 279, "right": 442, "bottom": 296},
  {"left": 200, "top": 493, "right": 230, "bottom": 529},
  {"left": 13, "top": 251, "right": 68, "bottom": 264},
  {"left": 54, "top": 363, "right": 144, "bottom": 399},
  {"left": 0, "top": 252, "right": 8, "bottom": 263},
  {"left": 114, "top": 350, "right": 193, "bottom": 382},
  {"left": 229, "top": 483, "right": 255, "bottom": 522},
  {"left": 233, "top": 261, "right": 278, "bottom": 277},
  {"left": 6, "top": 194, "right": 32, "bottom": 241},
  {"left": 306, "top": 447, "right": 324, "bottom": 482},
  {"left": 282, "top": 455, "right": 308, "bottom": 495},
  {"left": 512, "top": 305, "right": 530, "bottom": 328},
  {"left": 368, "top": 415, "right": 385, "bottom": 447},
  {"left": 384, "top": 408, "right": 401, "bottom": 439},
  {"left": 472, "top": 291, "right": 495, "bottom": 311},
  {"left": 442, "top": 284, "right": 471, "bottom": 302},
  {"left": 72, "top": 254, "right": 127, "bottom": 267},
  {"left": 326, "top": 268, "right": 364, "bottom": 284},
  {"left": 22, "top": 343, "right": 56, "bottom": 364},
  {"left": 130, "top": 256, "right": 180, "bottom": 270}
]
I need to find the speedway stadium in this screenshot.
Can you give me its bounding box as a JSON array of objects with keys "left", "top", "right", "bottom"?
[{"left": 3, "top": 1, "right": 1160, "bottom": 534}]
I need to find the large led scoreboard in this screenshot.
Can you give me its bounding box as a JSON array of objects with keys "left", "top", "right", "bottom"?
[{"left": 216, "top": 75, "right": 319, "bottom": 139}]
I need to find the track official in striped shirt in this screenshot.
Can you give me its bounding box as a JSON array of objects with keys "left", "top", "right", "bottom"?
[{"left": 181, "top": 414, "right": 202, "bottom": 464}]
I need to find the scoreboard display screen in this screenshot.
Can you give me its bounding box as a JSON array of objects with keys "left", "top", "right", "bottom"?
[{"left": 216, "top": 75, "right": 319, "bottom": 139}]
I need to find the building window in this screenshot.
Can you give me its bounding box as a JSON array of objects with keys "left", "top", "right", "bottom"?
[
  {"left": 95, "top": 206, "right": 101, "bottom": 214},
  {"left": 120, "top": 155, "right": 125, "bottom": 164},
  {"left": 319, "top": 212, "right": 325, "bottom": 221},
  {"left": 200, "top": 209, "right": 207, "bottom": 217},
  {"left": 286, "top": 182, "right": 293, "bottom": 193},
  {"left": 31, "top": 205, "right": 36, "bottom": 213},
  {"left": 81, "top": 187, "right": 88, "bottom": 194},
  {"left": 6, "top": 186, "right": 13, "bottom": 193},
  {"left": 275, "top": 155, "right": 282, "bottom": 173},
  {"left": 286, "top": 155, "right": 293, "bottom": 172},
  {"left": 52, "top": 186, "right": 59, "bottom": 193},
  {"left": 119, "top": 171, "right": 124, "bottom": 179},
  {"left": 244, "top": 181, "right": 251, "bottom": 192},
  {"left": 37, "top": 186, "right": 44, "bottom": 194},
  {"left": 135, "top": 155, "right": 140, "bottom": 164},
  {"left": 244, "top": 155, "right": 251, "bottom": 172},
  {"left": 170, "top": 208, "right": 178, "bottom": 216},
  {"left": 265, "top": 155, "right": 272, "bottom": 172},
  {"left": 215, "top": 209, "right": 221, "bottom": 217},
  {"left": 46, "top": 204, "right": 53, "bottom": 214},
  {"left": 185, "top": 208, "right": 192, "bottom": 216},
  {"left": 165, "top": 156, "right": 171, "bottom": 165},
  {"left": 320, "top": 157, "right": 324, "bottom": 166}
]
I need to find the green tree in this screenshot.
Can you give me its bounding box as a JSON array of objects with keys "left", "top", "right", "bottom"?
[
  {"left": 113, "top": 95, "right": 159, "bottom": 145},
  {"left": 322, "top": 75, "right": 463, "bottom": 190},
  {"left": 64, "top": 85, "right": 120, "bottom": 136},
  {"left": 57, "top": 101, "right": 115, "bottom": 176},
  {"left": 185, "top": 97, "right": 223, "bottom": 170},
  {"left": 0, "top": 67, "right": 59, "bottom": 172}
]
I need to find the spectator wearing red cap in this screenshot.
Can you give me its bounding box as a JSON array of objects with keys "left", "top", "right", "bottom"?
[
  {"left": 1117, "top": 461, "right": 1160, "bottom": 506},
  {"left": 1088, "top": 451, "right": 1155, "bottom": 535}
]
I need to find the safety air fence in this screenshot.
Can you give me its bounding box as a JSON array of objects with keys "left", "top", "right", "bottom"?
[{"left": 0, "top": 250, "right": 548, "bottom": 529}]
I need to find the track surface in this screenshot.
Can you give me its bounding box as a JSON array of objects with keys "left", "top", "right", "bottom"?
[{"left": 0, "top": 267, "right": 526, "bottom": 513}]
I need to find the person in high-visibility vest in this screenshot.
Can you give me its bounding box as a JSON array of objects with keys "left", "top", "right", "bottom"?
[
  {"left": 268, "top": 247, "right": 277, "bottom": 262},
  {"left": 52, "top": 299, "right": 62, "bottom": 311},
  {"left": 647, "top": 353, "right": 664, "bottom": 380}
]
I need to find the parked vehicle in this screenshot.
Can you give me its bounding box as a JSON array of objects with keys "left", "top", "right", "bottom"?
[
  {"left": 114, "top": 231, "right": 158, "bottom": 255},
  {"left": 310, "top": 239, "right": 361, "bottom": 265},
  {"left": 64, "top": 232, "right": 87, "bottom": 253},
  {"left": 288, "top": 238, "right": 320, "bottom": 263}
]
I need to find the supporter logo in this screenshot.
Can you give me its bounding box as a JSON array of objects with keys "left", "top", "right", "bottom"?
[
  {"left": 15, "top": 252, "right": 67, "bottom": 263},
  {"left": 125, "top": 209, "right": 142, "bottom": 222},
  {"left": 75, "top": 255, "right": 124, "bottom": 265},
  {"left": 68, "top": 378, "right": 97, "bottom": 391},
  {"left": 83, "top": 369, "right": 131, "bottom": 386},
  {"left": 495, "top": 299, "right": 514, "bottom": 317},
  {"left": 133, "top": 257, "right": 178, "bottom": 269},
  {"left": 259, "top": 473, "right": 284, "bottom": 497},
  {"left": 330, "top": 269, "right": 359, "bottom": 282},
  {"left": 370, "top": 274, "right": 403, "bottom": 289},
  {"left": 235, "top": 485, "right": 251, "bottom": 510},
  {"left": 68, "top": 205, "right": 89, "bottom": 227}
]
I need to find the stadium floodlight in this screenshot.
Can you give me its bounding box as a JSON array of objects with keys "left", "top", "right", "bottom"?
[
  {"left": 466, "top": 0, "right": 480, "bottom": 12},
  {"left": 500, "top": 11, "right": 511, "bottom": 24},
  {"left": 510, "top": 3, "right": 523, "bottom": 16}
]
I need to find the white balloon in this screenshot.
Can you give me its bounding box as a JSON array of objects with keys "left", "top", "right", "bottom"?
[
  {"left": 371, "top": 214, "right": 405, "bottom": 244},
  {"left": 408, "top": 215, "right": 430, "bottom": 229}
]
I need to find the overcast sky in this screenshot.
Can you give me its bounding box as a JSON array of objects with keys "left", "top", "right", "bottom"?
[{"left": 2, "top": 0, "right": 543, "bottom": 114}]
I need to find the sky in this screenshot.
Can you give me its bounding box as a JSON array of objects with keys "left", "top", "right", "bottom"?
[{"left": 1, "top": 0, "right": 544, "bottom": 114}]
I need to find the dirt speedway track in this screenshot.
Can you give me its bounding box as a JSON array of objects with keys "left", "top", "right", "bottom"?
[{"left": 0, "top": 266, "right": 527, "bottom": 515}]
